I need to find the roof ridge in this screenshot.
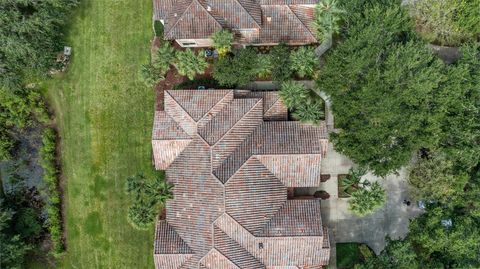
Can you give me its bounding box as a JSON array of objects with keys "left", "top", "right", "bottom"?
[
  {"left": 231, "top": 0, "right": 262, "bottom": 28},
  {"left": 166, "top": 0, "right": 222, "bottom": 37},
  {"left": 287, "top": 5, "right": 317, "bottom": 39},
  {"left": 211, "top": 98, "right": 263, "bottom": 148},
  {"left": 198, "top": 90, "right": 234, "bottom": 124}
]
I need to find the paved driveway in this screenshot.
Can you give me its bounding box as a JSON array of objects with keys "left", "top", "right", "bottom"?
[{"left": 319, "top": 143, "right": 423, "bottom": 268}]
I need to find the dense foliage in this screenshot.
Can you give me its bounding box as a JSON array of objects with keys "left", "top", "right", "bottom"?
[
  {"left": 279, "top": 81, "right": 325, "bottom": 124},
  {"left": 211, "top": 30, "right": 234, "bottom": 57},
  {"left": 313, "top": 0, "right": 345, "bottom": 41},
  {"left": 409, "top": 0, "right": 480, "bottom": 46},
  {"left": 270, "top": 44, "right": 293, "bottom": 82},
  {"left": 125, "top": 173, "right": 172, "bottom": 230},
  {"left": 0, "top": 0, "right": 78, "bottom": 89},
  {"left": 39, "top": 128, "right": 64, "bottom": 256},
  {"left": 174, "top": 49, "right": 208, "bottom": 80},
  {"left": 1, "top": 185, "right": 45, "bottom": 268},
  {"left": 256, "top": 54, "right": 273, "bottom": 78},
  {"left": 139, "top": 42, "right": 175, "bottom": 87},
  {"left": 317, "top": 1, "right": 447, "bottom": 176},
  {"left": 213, "top": 48, "right": 259, "bottom": 87},
  {"left": 290, "top": 47, "right": 318, "bottom": 78}
]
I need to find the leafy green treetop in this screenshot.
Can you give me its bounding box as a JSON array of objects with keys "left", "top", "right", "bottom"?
[
  {"left": 211, "top": 30, "right": 234, "bottom": 57},
  {"left": 348, "top": 181, "right": 386, "bottom": 216},
  {"left": 174, "top": 49, "right": 209, "bottom": 80},
  {"left": 313, "top": 0, "right": 345, "bottom": 41},
  {"left": 125, "top": 173, "right": 172, "bottom": 230},
  {"left": 270, "top": 44, "right": 293, "bottom": 82},
  {"left": 279, "top": 81, "right": 325, "bottom": 124}
]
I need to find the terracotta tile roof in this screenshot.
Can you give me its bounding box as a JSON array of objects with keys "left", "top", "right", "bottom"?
[
  {"left": 255, "top": 154, "right": 322, "bottom": 187},
  {"left": 257, "top": 200, "right": 323, "bottom": 237},
  {"left": 154, "top": 0, "right": 318, "bottom": 44},
  {"left": 152, "top": 89, "right": 330, "bottom": 269},
  {"left": 153, "top": 111, "right": 191, "bottom": 140}
]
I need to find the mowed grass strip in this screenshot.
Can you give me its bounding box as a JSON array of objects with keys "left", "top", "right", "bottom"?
[{"left": 45, "top": 0, "right": 158, "bottom": 268}]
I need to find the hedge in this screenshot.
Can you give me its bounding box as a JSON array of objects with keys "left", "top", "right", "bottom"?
[{"left": 39, "top": 127, "right": 64, "bottom": 256}]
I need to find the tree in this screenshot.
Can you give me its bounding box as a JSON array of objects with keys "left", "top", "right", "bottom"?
[
  {"left": 139, "top": 43, "right": 175, "bottom": 87},
  {"left": 291, "top": 99, "right": 325, "bottom": 124},
  {"left": 125, "top": 173, "right": 172, "bottom": 230},
  {"left": 0, "top": 0, "right": 78, "bottom": 89},
  {"left": 357, "top": 238, "right": 419, "bottom": 269},
  {"left": 290, "top": 47, "right": 318, "bottom": 78},
  {"left": 279, "top": 81, "right": 325, "bottom": 124},
  {"left": 316, "top": 2, "right": 445, "bottom": 176},
  {"left": 213, "top": 48, "right": 258, "bottom": 87},
  {"left": 270, "top": 44, "right": 293, "bottom": 82},
  {"left": 174, "top": 49, "right": 208, "bottom": 80},
  {"left": 409, "top": 152, "right": 469, "bottom": 204},
  {"left": 408, "top": 0, "right": 480, "bottom": 46},
  {"left": 0, "top": 200, "right": 32, "bottom": 269},
  {"left": 211, "top": 30, "right": 234, "bottom": 57},
  {"left": 279, "top": 81, "right": 310, "bottom": 108},
  {"left": 409, "top": 206, "right": 480, "bottom": 267},
  {"left": 435, "top": 43, "right": 480, "bottom": 172},
  {"left": 313, "top": 0, "right": 345, "bottom": 41},
  {"left": 348, "top": 182, "right": 386, "bottom": 216}
]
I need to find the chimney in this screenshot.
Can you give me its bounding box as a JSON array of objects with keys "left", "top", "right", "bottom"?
[
  {"left": 266, "top": 16, "right": 272, "bottom": 22},
  {"left": 207, "top": 5, "right": 212, "bottom": 11}
]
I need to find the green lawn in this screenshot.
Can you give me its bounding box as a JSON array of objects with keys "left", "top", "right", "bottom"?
[
  {"left": 336, "top": 243, "right": 361, "bottom": 269},
  {"left": 44, "top": 0, "right": 158, "bottom": 268}
]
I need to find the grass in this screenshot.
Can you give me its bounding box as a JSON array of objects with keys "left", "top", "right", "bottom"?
[
  {"left": 336, "top": 243, "right": 361, "bottom": 269},
  {"left": 42, "top": 0, "right": 158, "bottom": 268}
]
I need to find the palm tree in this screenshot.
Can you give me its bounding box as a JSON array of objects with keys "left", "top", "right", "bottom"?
[
  {"left": 174, "top": 49, "right": 208, "bottom": 80},
  {"left": 314, "top": 0, "right": 346, "bottom": 41},
  {"left": 348, "top": 182, "right": 386, "bottom": 216}
]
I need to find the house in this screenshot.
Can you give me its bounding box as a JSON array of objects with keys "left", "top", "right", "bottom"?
[
  {"left": 153, "top": 0, "right": 319, "bottom": 47},
  {"left": 152, "top": 89, "right": 331, "bottom": 269}
]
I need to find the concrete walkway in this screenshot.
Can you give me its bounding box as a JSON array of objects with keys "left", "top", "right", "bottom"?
[{"left": 318, "top": 143, "right": 423, "bottom": 268}]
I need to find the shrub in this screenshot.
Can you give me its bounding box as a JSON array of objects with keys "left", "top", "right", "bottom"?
[
  {"left": 125, "top": 173, "right": 172, "bottom": 230},
  {"left": 314, "top": 0, "right": 345, "bottom": 41},
  {"left": 211, "top": 30, "right": 234, "bottom": 57},
  {"left": 174, "top": 49, "right": 208, "bottom": 80},
  {"left": 290, "top": 46, "right": 318, "bottom": 78},
  {"left": 39, "top": 128, "right": 63, "bottom": 256},
  {"left": 348, "top": 181, "right": 386, "bottom": 216},
  {"left": 256, "top": 54, "right": 273, "bottom": 78},
  {"left": 213, "top": 48, "right": 258, "bottom": 87},
  {"left": 270, "top": 44, "right": 293, "bottom": 82},
  {"left": 153, "top": 20, "right": 164, "bottom": 37}
]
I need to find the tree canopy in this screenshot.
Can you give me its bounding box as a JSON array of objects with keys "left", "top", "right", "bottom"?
[{"left": 173, "top": 49, "right": 208, "bottom": 80}]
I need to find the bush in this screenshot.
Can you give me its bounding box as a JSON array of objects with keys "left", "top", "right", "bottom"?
[
  {"left": 211, "top": 30, "right": 234, "bottom": 57},
  {"left": 213, "top": 48, "right": 258, "bottom": 87},
  {"left": 256, "top": 54, "right": 273, "bottom": 78},
  {"left": 270, "top": 44, "right": 293, "bottom": 82},
  {"left": 39, "top": 128, "right": 63, "bottom": 256},
  {"left": 153, "top": 20, "right": 164, "bottom": 37},
  {"left": 348, "top": 181, "right": 386, "bottom": 216},
  {"left": 174, "top": 49, "right": 208, "bottom": 80},
  {"left": 290, "top": 47, "right": 318, "bottom": 78},
  {"left": 125, "top": 173, "right": 172, "bottom": 230},
  {"left": 409, "top": 0, "right": 480, "bottom": 46}
]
